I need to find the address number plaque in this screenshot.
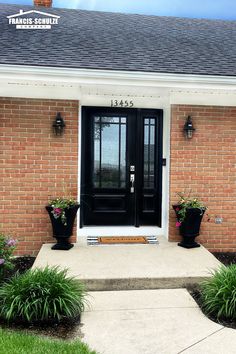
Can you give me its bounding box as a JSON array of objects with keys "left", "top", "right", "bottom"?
[{"left": 111, "top": 99, "right": 134, "bottom": 108}]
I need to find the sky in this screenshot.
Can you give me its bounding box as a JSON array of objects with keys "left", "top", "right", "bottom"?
[{"left": 1, "top": 0, "right": 236, "bottom": 20}]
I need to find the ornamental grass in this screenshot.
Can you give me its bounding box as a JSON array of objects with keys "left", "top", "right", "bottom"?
[
  {"left": 201, "top": 264, "right": 236, "bottom": 319},
  {"left": 0, "top": 266, "right": 87, "bottom": 324}
]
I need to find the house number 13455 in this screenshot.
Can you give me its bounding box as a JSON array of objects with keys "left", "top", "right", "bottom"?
[{"left": 111, "top": 99, "right": 134, "bottom": 108}]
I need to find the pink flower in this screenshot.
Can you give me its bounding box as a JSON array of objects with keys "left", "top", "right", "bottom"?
[
  {"left": 176, "top": 221, "right": 182, "bottom": 227},
  {"left": 175, "top": 207, "right": 180, "bottom": 211},
  {"left": 0, "top": 258, "right": 5, "bottom": 265},
  {"left": 6, "top": 239, "right": 17, "bottom": 247},
  {"left": 54, "top": 208, "right": 62, "bottom": 215}
]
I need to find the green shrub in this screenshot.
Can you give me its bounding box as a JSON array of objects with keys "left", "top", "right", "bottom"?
[
  {"left": 201, "top": 264, "right": 236, "bottom": 319},
  {"left": 0, "top": 266, "right": 87, "bottom": 323},
  {"left": 0, "top": 234, "right": 17, "bottom": 281}
]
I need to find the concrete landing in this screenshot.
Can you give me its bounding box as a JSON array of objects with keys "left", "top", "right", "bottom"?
[{"left": 33, "top": 236, "right": 221, "bottom": 291}]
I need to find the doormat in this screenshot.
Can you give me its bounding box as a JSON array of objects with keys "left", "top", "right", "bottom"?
[{"left": 87, "top": 236, "right": 158, "bottom": 245}]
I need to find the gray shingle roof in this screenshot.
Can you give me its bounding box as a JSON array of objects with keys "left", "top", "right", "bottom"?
[{"left": 0, "top": 3, "right": 236, "bottom": 76}]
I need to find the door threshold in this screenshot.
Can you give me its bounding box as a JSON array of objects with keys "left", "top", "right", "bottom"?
[{"left": 78, "top": 226, "right": 163, "bottom": 237}]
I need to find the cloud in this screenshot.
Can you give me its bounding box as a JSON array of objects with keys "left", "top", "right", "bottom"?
[
  {"left": 54, "top": 0, "right": 98, "bottom": 10},
  {"left": 54, "top": 0, "right": 83, "bottom": 9},
  {"left": 51, "top": 0, "right": 236, "bottom": 19},
  {"left": 88, "top": 0, "right": 97, "bottom": 11}
]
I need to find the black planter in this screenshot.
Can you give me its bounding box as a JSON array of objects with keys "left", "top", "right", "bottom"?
[
  {"left": 173, "top": 205, "right": 205, "bottom": 249},
  {"left": 46, "top": 205, "right": 80, "bottom": 250}
]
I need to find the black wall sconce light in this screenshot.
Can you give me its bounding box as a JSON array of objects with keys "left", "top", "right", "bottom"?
[
  {"left": 183, "top": 115, "right": 195, "bottom": 139},
  {"left": 53, "top": 112, "right": 65, "bottom": 136}
]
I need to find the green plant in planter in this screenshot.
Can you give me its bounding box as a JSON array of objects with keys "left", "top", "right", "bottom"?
[
  {"left": 0, "top": 266, "right": 87, "bottom": 323},
  {"left": 201, "top": 264, "right": 236, "bottom": 319},
  {"left": 48, "top": 197, "right": 79, "bottom": 226},
  {"left": 173, "top": 192, "right": 207, "bottom": 248},
  {"left": 174, "top": 192, "right": 206, "bottom": 226}
]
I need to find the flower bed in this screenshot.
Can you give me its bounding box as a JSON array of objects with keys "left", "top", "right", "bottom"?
[
  {"left": 188, "top": 253, "right": 236, "bottom": 329},
  {"left": 0, "top": 232, "right": 87, "bottom": 339}
]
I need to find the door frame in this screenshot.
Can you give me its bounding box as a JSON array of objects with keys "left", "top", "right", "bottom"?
[{"left": 80, "top": 106, "right": 163, "bottom": 228}]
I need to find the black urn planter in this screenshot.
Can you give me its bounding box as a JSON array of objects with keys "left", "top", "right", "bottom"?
[
  {"left": 173, "top": 205, "right": 205, "bottom": 249},
  {"left": 46, "top": 205, "right": 80, "bottom": 250}
]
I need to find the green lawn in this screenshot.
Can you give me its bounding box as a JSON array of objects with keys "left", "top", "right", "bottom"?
[{"left": 0, "top": 328, "right": 98, "bottom": 354}]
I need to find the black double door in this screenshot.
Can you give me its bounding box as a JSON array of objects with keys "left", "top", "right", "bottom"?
[{"left": 81, "top": 107, "right": 163, "bottom": 227}]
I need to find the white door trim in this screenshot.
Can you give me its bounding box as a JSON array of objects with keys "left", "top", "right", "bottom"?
[
  {"left": 76, "top": 95, "right": 170, "bottom": 240},
  {"left": 78, "top": 226, "right": 164, "bottom": 237}
]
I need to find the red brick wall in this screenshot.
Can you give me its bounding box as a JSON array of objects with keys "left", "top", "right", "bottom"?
[
  {"left": 0, "top": 98, "right": 78, "bottom": 255},
  {"left": 170, "top": 105, "right": 236, "bottom": 252}
]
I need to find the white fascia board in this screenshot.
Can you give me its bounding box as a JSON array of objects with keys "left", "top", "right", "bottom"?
[{"left": 0, "top": 64, "right": 236, "bottom": 91}]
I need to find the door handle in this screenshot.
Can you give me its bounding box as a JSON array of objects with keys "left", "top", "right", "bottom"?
[{"left": 130, "top": 174, "right": 135, "bottom": 193}]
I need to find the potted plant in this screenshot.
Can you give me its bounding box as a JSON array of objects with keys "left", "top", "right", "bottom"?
[
  {"left": 173, "top": 193, "right": 206, "bottom": 249},
  {"left": 46, "top": 198, "right": 80, "bottom": 250}
]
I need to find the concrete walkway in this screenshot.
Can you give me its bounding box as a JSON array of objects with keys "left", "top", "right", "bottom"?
[
  {"left": 34, "top": 239, "right": 235, "bottom": 353},
  {"left": 34, "top": 236, "right": 220, "bottom": 290},
  {"left": 81, "top": 289, "right": 236, "bottom": 354}
]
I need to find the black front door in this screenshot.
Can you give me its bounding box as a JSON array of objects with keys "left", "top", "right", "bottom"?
[{"left": 81, "top": 107, "right": 163, "bottom": 227}]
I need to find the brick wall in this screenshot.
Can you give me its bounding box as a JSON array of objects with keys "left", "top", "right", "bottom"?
[
  {"left": 2, "top": 99, "right": 236, "bottom": 254},
  {"left": 0, "top": 98, "right": 78, "bottom": 255},
  {"left": 170, "top": 105, "right": 236, "bottom": 252}
]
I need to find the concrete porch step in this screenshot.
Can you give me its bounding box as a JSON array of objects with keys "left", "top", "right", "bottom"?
[{"left": 33, "top": 236, "right": 221, "bottom": 291}]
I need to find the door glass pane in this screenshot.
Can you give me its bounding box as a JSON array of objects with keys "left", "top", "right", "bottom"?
[
  {"left": 101, "top": 123, "right": 119, "bottom": 188},
  {"left": 120, "top": 124, "right": 126, "bottom": 188},
  {"left": 94, "top": 122, "right": 100, "bottom": 187},
  {"left": 102, "top": 117, "right": 120, "bottom": 123},
  {"left": 144, "top": 118, "right": 156, "bottom": 188},
  {"left": 93, "top": 116, "right": 126, "bottom": 188}
]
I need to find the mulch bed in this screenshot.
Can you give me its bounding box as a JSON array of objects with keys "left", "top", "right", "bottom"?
[
  {"left": 212, "top": 252, "right": 236, "bottom": 266},
  {"left": 0, "top": 256, "right": 82, "bottom": 340},
  {"left": 0, "top": 315, "right": 82, "bottom": 340},
  {"left": 3, "top": 256, "right": 35, "bottom": 280},
  {"left": 187, "top": 252, "right": 236, "bottom": 330}
]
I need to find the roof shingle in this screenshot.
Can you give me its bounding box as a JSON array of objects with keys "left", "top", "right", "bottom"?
[{"left": 0, "top": 3, "right": 236, "bottom": 76}]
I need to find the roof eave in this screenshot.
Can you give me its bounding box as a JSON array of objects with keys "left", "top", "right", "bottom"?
[{"left": 0, "top": 63, "right": 236, "bottom": 91}]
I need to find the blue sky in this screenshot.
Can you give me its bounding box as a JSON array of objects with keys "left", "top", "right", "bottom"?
[{"left": 1, "top": 0, "right": 236, "bottom": 20}]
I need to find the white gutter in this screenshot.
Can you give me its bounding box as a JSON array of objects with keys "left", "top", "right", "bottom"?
[{"left": 0, "top": 64, "right": 236, "bottom": 90}]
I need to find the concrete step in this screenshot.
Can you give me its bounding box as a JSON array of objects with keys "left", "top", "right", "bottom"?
[{"left": 33, "top": 236, "right": 221, "bottom": 291}]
